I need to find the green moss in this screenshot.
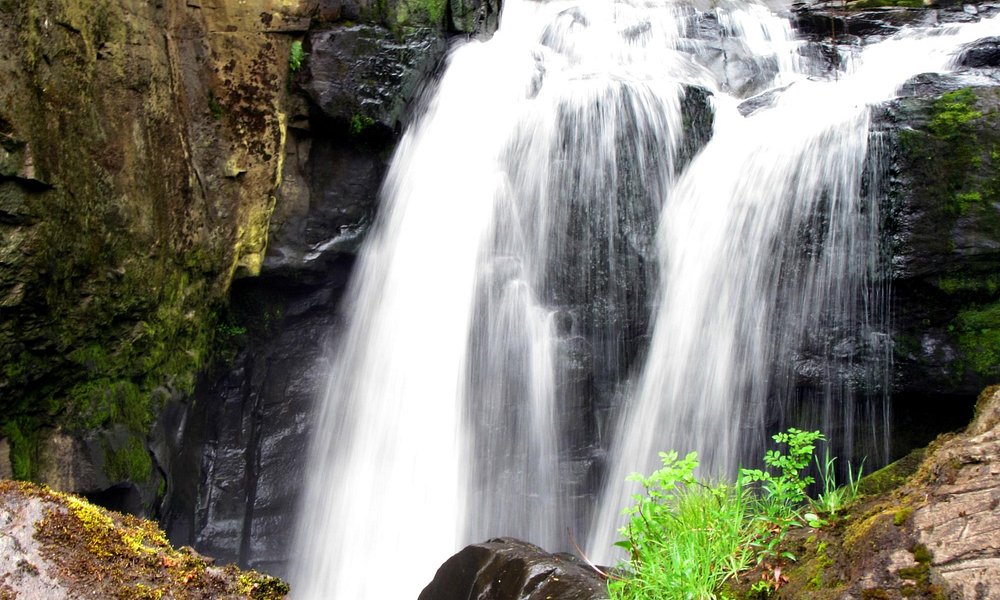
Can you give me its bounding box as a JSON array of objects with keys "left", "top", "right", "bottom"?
[
  {"left": 900, "top": 87, "right": 995, "bottom": 218},
  {"left": 911, "top": 543, "right": 932, "bottom": 564},
  {"left": 349, "top": 114, "right": 376, "bottom": 136},
  {"left": 104, "top": 435, "right": 152, "bottom": 483},
  {"left": 954, "top": 190, "right": 984, "bottom": 214},
  {"left": 858, "top": 449, "right": 925, "bottom": 496},
  {"left": 4, "top": 480, "right": 289, "bottom": 598},
  {"left": 893, "top": 507, "right": 913, "bottom": 526},
  {"left": 954, "top": 300, "right": 1000, "bottom": 377},
  {"left": 1, "top": 419, "right": 38, "bottom": 480},
  {"left": 934, "top": 273, "right": 1000, "bottom": 296},
  {"left": 395, "top": 0, "right": 448, "bottom": 26},
  {"left": 809, "top": 540, "right": 834, "bottom": 589},
  {"left": 928, "top": 89, "right": 983, "bottom": 139},
  {"left": 236, "top": 572, "right": 290, "bottom": 600}
]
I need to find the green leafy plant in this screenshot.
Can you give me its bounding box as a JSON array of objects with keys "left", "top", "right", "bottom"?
[
  {"left": 812, "top": 449, "right": 864, "bottom": 517},
  {"left": 288, "top": 40, "right": 306, "bottom": 73},
  {"left": 610, "top": 451, "right": 755, "bottom": 600},
  {"left": 742, "top": 428, "right": 825, "bottom": 518},
  {"left": 611, "top": 429, "right": 837, "bottom": 600}
]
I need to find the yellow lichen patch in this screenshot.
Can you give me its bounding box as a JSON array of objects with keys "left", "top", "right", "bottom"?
[{"left": 0, "top": 480, "right": 288, "bottom": 599}]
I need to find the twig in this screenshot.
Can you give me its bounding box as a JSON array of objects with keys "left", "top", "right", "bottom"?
[{"left": 567, "top": 527, "right": 624, "bottom": 582}]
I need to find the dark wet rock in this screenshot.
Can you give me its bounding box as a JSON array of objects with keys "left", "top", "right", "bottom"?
[
  {"left": 873, "top": 75, "right": 1000, "bottom": 421},
  {"left": 679, "top": 10, "right": 787, "bottom": 97},
  {"left": 263, "top": 123, "right": 386, "bottom": 279},
  {"left": 790, "top": 3, "right": 1000, "bottom": 44},
  {"left": 450, "top": 0, "right": 501, "bottom": 38},
  {"left": 418, "top": 538, "right": 609, "bottom": 600},
  {"left": 302, "top": 24, "right": 447, "bottom": 132},
  {"left": 738, "top": 84, "right": 793, "bottom": 116},
  {"left": 957, "top": 36, "right": 1000, "bottom": 68},
  {"left": 160, "top": 272, "right": 352, "bottom": 578}
]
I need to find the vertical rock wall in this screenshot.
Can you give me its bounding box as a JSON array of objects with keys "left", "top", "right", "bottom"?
[{"left": 0, "top": 0, "right": 307, "bottom": 508}]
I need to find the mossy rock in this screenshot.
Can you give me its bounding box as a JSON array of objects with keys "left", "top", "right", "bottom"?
[{"left": 0, "top": 480, "right": 289, "bottom": 599}]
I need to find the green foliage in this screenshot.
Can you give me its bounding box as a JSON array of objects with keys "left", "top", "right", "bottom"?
[
  {"left": 812, "top": 449, "right": 864, "bottom": 517},
  {"left": 350, "top": 114, "right": 376, "bottom": 136},
  {"left": 104, "top": 435, "right": 153, "bottom": 483},
  {"left": 288, "top": 40, "right": 305, "bottom": 73},
  {"left": 742, "top": 428, "right": 825, "bottom": 515},
  {"left": 610, "top": 451, "right": 754, "bottom": 600},
  {"left": 610, "top": 429, "right": 867, "bottom": 600}
]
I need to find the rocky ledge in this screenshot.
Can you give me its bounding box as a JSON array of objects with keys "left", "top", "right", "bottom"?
[
  {"left": 0, "top": 480, "right": 288, "bottom": 599},
  {"left": 736, "top": 385, "right": 1000, "bottom": 599}
]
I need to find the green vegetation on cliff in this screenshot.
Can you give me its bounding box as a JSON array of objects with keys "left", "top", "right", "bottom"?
[
  {"left": 0, "top": 0, "right": 290, "bottom": 487},
  {"left": 897, "top": 86, "right": 1000, "bottom": 382}
]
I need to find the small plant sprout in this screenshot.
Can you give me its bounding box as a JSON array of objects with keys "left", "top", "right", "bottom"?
[{"left": 289, "top": 40, "right": 306, "bottom": 73}]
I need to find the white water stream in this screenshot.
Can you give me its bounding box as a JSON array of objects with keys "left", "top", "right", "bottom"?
[{"left": 291, "top": 1, "right": 1000, "bottom": 596}]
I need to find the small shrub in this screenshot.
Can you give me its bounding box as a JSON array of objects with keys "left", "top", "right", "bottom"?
[
  {"left": 610, "top": 429, "right": 858, "bottom": 599},
  {"left": 288, "top": 40, "right": 305, "bottom": 73}
]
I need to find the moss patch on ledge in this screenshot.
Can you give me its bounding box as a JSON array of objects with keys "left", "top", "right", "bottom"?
[
  {"left": 0, "top": 480, "right": 288, "bottom": 599},
  {"left": 847, "top": 0, "right": 924, "bottom": 9}
]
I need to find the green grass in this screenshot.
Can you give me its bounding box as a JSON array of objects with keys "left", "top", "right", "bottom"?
[{"left": 609, "top": 430, "right": 864, "bottom": 600}]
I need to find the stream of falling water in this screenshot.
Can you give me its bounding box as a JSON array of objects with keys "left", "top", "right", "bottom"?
[{"left": 290, "top": 0, "right": 1000, "bottom": 596}]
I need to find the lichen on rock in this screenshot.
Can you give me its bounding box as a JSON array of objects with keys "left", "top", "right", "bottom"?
[{"left": 0, "top": 479, "right": 289, "bottom": 599}]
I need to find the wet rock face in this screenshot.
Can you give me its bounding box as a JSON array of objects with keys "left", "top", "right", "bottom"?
[
  {"left": 303, "top": 24, "right": 447, "bottom": 131},
  {"left": 0, "top": 0, "right": 304, "bottom": 499},
  {"left": 875, "top": 75, "right": 1000, "bottom": 411},
  {"left": 419, "top": 538, "right": 609, "bottom": 600},
  {"left": 450, "top": 0, "right": 501, "bottom": 36},
  {"left": 160, "top": 271, "right": 352, "bottom": 578},
  {"left": 957, "top": 36, "right": 1000, "bottom": 68}
]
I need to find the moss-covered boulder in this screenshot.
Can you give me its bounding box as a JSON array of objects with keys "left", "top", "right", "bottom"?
[{"left": 0, "top": 479, "right": 288, "bottom": 599}]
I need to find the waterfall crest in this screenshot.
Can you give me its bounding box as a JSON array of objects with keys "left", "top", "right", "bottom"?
[{"left": 290, "top": 0, "right": 1000, "bottom": 596}]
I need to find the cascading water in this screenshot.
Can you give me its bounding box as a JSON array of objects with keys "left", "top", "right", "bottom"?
[{"left": 290, "top": 0, "right": 1000, "bottom": 596}]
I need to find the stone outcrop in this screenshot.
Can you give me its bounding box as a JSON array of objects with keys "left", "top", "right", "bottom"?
[
  {"left": 876, "top": 75, "right": 1000, "bottom": 427},
  {"left": 763, "top": 386, "right": 1000, "bottom": 599},
  {"left": 419, "top": 538, "right": 609, "bottom": 600},
  {"left": 0, "top": 479, "right": 288, "bottom": 599},
  {"left": 0, "top": 0, "right": 308, "bottom": 503}
]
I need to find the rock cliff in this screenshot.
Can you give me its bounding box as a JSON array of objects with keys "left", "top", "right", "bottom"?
[{"left": 0, "top": 0, "right": 305, "bottom": 507}]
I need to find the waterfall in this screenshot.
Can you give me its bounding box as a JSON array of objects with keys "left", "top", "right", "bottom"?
[{"left": 290, "top": 0, "right": 1000, "bottom": 596}]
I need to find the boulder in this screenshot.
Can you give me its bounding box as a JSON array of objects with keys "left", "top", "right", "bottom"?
[
  {"left": 0, "top": 480, "right": 288, "bottom": 599},
  {"left": 875, "top": 76, "right": 1000, "bottom": 410},
  {"left": 419, "top": 538, "right": 609, "bottom": 600},
  {"left": 957, "top": 36, "right": 1000, "bottom": 68}
]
